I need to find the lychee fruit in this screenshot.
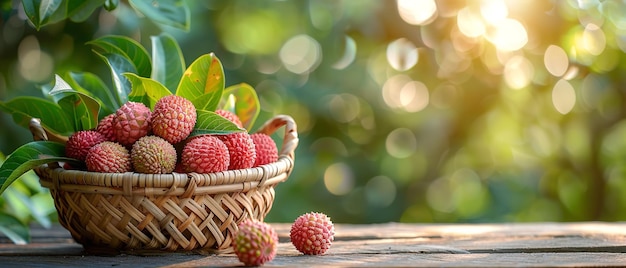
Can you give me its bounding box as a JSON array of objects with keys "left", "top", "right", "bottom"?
[
  {"left": 216, "top": 109, "right": 243, "bottom": 128},
  {"left": 131, "top": 136, "right": 177, "bottom": 174},
  {"left": 85, "top": 141, "right": 132, "bottom": 173},
  {"left": 65, "top": 130, "right": 107, "bottom": 161},
  {"left": 215, "top": 132, "right": 256, "bottom": 170},
  {"left": 114, "top": 102, "right": 151, "bottom": 147},
  {"left": 181, "top": 136, "right": 229, "bottom": 173},
  {"left": 96, "top": 113, "right": 117, "bottom": 142},
  {"left": 250, "top": 133, "right": 278, "bottom": 167},
  {"left": 151, "top": 95, "right": 197, "bottom": 144},
  {"left": 290, "top": 212, "right": 335, "bottom": 255},
  {"left": 232, "top": 219, "right": 278, "bottom": 266}
]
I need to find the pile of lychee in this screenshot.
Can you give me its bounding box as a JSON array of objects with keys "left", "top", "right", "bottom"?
[
  {"left": 233, "top": 212, "right": 335, "bottom": 266},
  {"left": 64, "top": 95, "right": 278, "bottom": 174}
]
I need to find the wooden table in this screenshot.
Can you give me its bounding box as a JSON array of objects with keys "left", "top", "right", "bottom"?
[{"left": 1, "top": 222, "right": 625, "bottom": 267}]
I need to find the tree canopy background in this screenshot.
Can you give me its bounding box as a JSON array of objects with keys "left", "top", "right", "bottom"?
[{"left": 1, "top": 0, "right": 626, "bottom": 224}]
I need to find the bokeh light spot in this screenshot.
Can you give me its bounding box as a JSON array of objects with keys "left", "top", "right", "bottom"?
[
  {"left": 324, "top": 163, "right": 355, "bottom": 196},
  {"left": 544, "top": 45, "right": 569, "bottom": 77},
  {"left": 486, "top": 18, "right": 528, "bottom": 51},
  {"left": 480, "top": 0, "right": 508, "bottom": 24},
  {"left": 328, "top": 93, "right": 360, "bottom": 123},
  {"left": 279, "top": 34, "right": 322, "bottom": 74},
  {"left": 386, "top": 128, "right": 417, "bottom": 158},
  {"left": 387, "top": 38, "right": 419, "bottom": 71},
  {"left": 552, "top": 79, "right": 576, "bottom": 114},
  {"left": 18, "top": 35, "right": 53, "bottom": 83},
  {"left": 457, "top": 7, "right": 485, "bottom": 38},
  {"left": 332, "top": 35, "right": 357, "bottom": 70},
  {"left": 397, "top": 0, "right": 438, "bottom": 25},
  {"left": 365, "top": 176, "right": 397, "bottom": 207},
  {"left": 504, "top": 55, "right": 534, "bottom": 89},
  {"left": 581, "top": 23, "right": 606, "bottom": 56}
]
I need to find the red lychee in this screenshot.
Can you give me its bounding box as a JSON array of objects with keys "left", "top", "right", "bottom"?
[
  {"left": 85, "top": 141, "right": 132, "bottom": 173},
  {"left": 290, "top": 212, "right": 335, "bottom": 255},
  {"left": 114, "top": 102, "right": 151, "bottom": 147},
  {"left": 180, "top": 136, "right": 229, "bottom": 173},
  {"left": 151, "top": 95, "right": 197, "bottom": 144},
  {"left": 65, "top": 130, "right": 106, "bottom": 161},
  {"left": 250, "top": 133, "right": 278, "bottom": 167},
  {"left": 96, "top": 113, "right": 117, "bottom": 142},
  {"left": 216, "top": 109, "right": 243, "bottom": 128},
  {"left": 215, "top": 132, "right": 256, "bottom": 170}
]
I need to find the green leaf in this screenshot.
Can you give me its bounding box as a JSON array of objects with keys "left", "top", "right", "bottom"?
[
  {"left": 48, "top": 75, "right": 100, "bottom": 131},
  {"left": 176, "top": 53, "right": 225, "bottom": 111},
  {"left": 189, "top": 110, "right": 244, "bottom": 137},
  {"left": 22, "top": 0, "right": 63, "bottom": 30},
  {"left": 221, "top": 83, "right": 260, "bottom": 131},
  {"left": 94, "top": 51, "right": 138, "bottom": 105},
  {"left": 125, "top": 73, "right": 172, "bottom": 109},
  {"left": 89, "top": 35, "right": 152, "bottom": 78},
  {"left": 128, "top": 0, "right": 190, "bottom": 31},
  {"left": 0, "top": 212, "right": 29, "bottom": 245},
  {"left": 66, "top": 71, "right": 118, "bottom": 116},
  {"left": 151, "top": 33, "right": 185, "bottom": 93},
  {"left": 0, "top": 141, "right": 78, "bottom": 195},
  {"left": 67, "top": 0, "right": 105, "bottom": 22},
  {"left": 0, "top": 97, "right": 74, "bottom": 136}
]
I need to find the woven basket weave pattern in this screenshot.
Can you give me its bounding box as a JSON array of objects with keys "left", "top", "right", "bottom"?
[{"left": 33, "top": 115, "right": 298, "bottom": 253}]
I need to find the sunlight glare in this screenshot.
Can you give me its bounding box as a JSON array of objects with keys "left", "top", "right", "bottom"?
[
  {"left": 324, "top": 163, "right": 355, "bottom": 196},
  {"left": 581, "top": 23, "right": 606, "bottom": 56},
  {"left": 486, "top": 18, "right": 528, "bottom": 51},
  {"left": 504, "top": 55, "right": 534, "bottom": 89},
  {"left": 457, "top": 7, "right": 486, "bottom": 38},
  {"left": 279, "top": 34, "right": 322, "bottom": 74},
  {"left": 480, "top": 0, "right": 508, "bottom": 24}
]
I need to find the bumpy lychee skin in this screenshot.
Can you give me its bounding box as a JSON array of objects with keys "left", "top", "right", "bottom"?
[
  {"left": 181, "top": 136, "right": 229, "bottom": 173},
  {"left": 131, "top": 136, "right": 177, "bottom": 174},
  {"left": 232, "top": 219, "right": 278, "bottom": 266},
  {"left": 96, "top": 113, "right": 117, "bottom": 142},
  {"left": 290, "top": 212, "right": 335, "bottom": 255},
  {"left": 216, "top": 132, "right": 256, "bottom": 170},
  {"left": 152, "top": 95, "right": 197, "bottom": 144},
  {"left": 114, "top": 102, "right": 151, "bottom": 147},
  {"left": 250, "top": 133, "right": 278, "bottom": 167},
  {"left": 65, "top": 130, "right": 107, "bottom": 161},
  {"left": 85, "top": 141, "right": 132, "bottom": 173},
  {"left": 216, "top": 109, "right": 243, "bottom": 128}
]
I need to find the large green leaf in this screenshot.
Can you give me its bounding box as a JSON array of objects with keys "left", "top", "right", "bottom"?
[
  {"left": 0, "top": 212, "right": 29, "bottom": 245},
  {"left": 22, "top": 0, "right": 63, "bottom": 30},
  {"left": 89, "top": 35, "right": 152, "bottom": 78},
  {"left": 128, "top": 0, "right": 190, "bottom": 31},
  {"left": 0, "top": 97, "right": 74, "bottom": 136},
  {"left": 0, "top": 141, "right": 77, "bottom": 195},
  {"left": 67, "top": 0, "right": 105, "bottom": 22},
  {"left": 125, "top": 73, "right": 172, "bottom": 110},
  {"left": 66, "top": 71, "right": 118, "bottom": 116},
  {"left": 176, "top": 53, "right": 225, "bottom": 111},
  {"left": 94, "top": 51, "right": 137, "bottom": 105},
  {"left": 189, "top": 110, "right": 244, "bottom": 137},
  {"left": 48, "top": 75, "right": 100, "bottom": 131},
  {"left": 151, "top": 33, "right": 185, "bottom": 93},
  {"left": 220, "top": 83, "right": 260, "bottom": 131}
]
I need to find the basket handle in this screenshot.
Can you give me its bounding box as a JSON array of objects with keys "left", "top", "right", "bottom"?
[
  {"left": 29, "top": 118, "right": 68, "bottom": 143},
  {"left": 255, "top": 115, "right": 299, "bottom": 161}
]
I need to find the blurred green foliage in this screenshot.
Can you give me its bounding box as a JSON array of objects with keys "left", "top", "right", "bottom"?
[{"left": 2, "top": 0, "right": 626, "bottom": 225}]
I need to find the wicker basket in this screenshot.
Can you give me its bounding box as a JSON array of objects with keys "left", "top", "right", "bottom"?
[{"left": 30, "top": 115, "right": 298, "bottom": 254}]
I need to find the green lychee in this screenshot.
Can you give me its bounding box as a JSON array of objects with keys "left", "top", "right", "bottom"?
[
  {"left": 232, "top": 219, "right": 278, "bottom": 266},
  {"left": 131, "top": 136, "right": 177, "bottom": 174}
]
